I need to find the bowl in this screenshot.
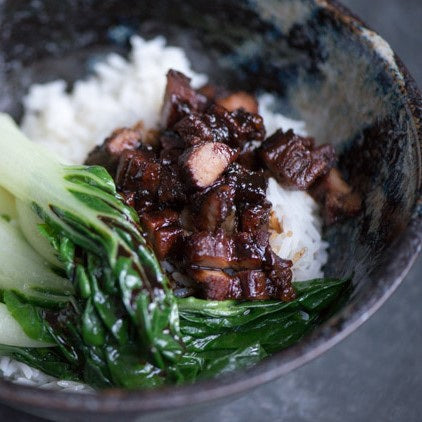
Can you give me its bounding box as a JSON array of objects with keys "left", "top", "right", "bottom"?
[{"left": 0, "top": 0, "right": 421, "bottom": 420}]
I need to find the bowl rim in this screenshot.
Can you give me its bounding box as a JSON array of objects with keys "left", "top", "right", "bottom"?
[{"left": 0, "top": 0, "right": 421, "bottom": 415}]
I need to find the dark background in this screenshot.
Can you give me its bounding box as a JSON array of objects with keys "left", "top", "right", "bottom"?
[{"left": 1, "top": 0, "right": 421, "bottom": 420}]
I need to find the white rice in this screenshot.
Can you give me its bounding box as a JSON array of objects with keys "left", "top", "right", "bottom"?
[{"left": 1, "top": 36, "right": 328, "bottom": 390}]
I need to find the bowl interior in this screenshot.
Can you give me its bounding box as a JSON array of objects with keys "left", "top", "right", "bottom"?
[{"left": 0, "top": 0, "right": 421, "bottom": 418}]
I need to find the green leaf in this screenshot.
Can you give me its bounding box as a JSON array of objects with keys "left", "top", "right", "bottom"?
[{"left": 4, "top": 291, "right": 55, "bottom": 344}]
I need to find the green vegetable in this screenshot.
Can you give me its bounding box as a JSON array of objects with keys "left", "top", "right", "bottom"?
[
  {"left": 0, "top": 303, "right": 52, "bottom": 348},
  {"left": 0, "top": 114, "right": 182, "bottom": 380},
  {"left": 0, "top": 186, "right": 16, "bottom": 221},
  {"left": 0, "top": 217, "right": 72, "bottom": 305},
  {"left": 172, "top": 278, "right": 347, "bottom": 380}
]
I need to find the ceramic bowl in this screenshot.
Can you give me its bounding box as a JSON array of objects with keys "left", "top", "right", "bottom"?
[{"left": 0, "top": 0, "right": 420, "bottom": 420}]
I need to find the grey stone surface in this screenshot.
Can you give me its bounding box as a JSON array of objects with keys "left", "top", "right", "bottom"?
[{"left": 1, "top": 0, "right": 421, "bottom": 420}]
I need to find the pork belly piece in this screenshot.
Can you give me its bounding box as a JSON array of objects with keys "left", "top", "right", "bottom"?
[
  {"left": 260, "top": 129, "right": 335, "bottom": 190},
  {"left": 185, "top": 230, "right": 265, "bottom": 270},
  {"left": 85, "top": 128, "right": 142, "bottom": 176},
  {"left": 237, "top": 270, "right": 269, "bottom": 300},
  {"left": 115, "top": 149, "right": 161, "bottom": 195},
  {"left": 161, "top": 69, "right": 207, "bottom": 127},
  {"left": 196, "top": 184, "right": 236, "bottom": 232},
  {"left": 174, "top": 112, "right": 230, "bottom": 146},
  {"left": 185, "top": 230, "right": 234, "bottom": 269},
  {"left": 197, "top": 83, "right": 228, "bottom": 101},
  {"left": 198, "top": 84, "right": 259, "bottom": 114},
  {"left": 226, "top": 163, "right": 268, "bottom": 204},
  {"left": 236, "top": 141, "right": 261, "bottom": 171},
  {"left": 174, "top": 105, "right": 264, "bottom": 148},
  {"left": 188, "top": 269, "right": 242, "bottom": 300},
  {"left": 152, "top": 225, "right": 185, "bottom": 260},
  {"left": 264, "top": 250, "right": 295, "bottom": 301},
  {"left": 159, "top": 131, "right": 185, "bottom": 164},
  {"left": 139, "top": 209, "right": 180, "bottom": 235},
  {"left": 240, "top": 201, "right": 271, "bottom": 233},
  {"left": 311, "top": 168, "right": 362, "bottom": 224},
  {"left": 233, "top": 232, "right": 266, "bottom": 270},
  {"left": 179, "top": 142, "right": 239, "bottom": 189},
  {"left": 140, "top": 210, "right": 183, "bottom": 260},
  {"left": 216, "top": 92, "right": 258, "bottom": 114},
  {"left": 157, "top": 165, "right": 187, "bottom": 206},
  {"left": 210, "top": 105, "right": 265, "bottom": 148}
]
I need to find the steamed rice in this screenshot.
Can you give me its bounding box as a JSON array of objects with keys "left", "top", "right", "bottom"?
[{"left": 1, "top": 36, "right": 328, "bottom": 391}]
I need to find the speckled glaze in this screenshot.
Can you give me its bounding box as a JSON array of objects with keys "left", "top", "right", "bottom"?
[{"left": 0, "top": 1, "right": 421, "bottom": 421}]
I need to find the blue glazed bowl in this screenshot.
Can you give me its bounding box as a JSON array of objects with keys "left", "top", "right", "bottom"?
[{"left": 0, "top": 1, "right": 420, "bottom": 420}]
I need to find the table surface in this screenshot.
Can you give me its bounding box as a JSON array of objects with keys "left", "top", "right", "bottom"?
[{"left": 1, "top": 0, "right": 421, "bottom": 421}]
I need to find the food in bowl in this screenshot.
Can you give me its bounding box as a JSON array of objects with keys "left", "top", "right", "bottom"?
[{"left": 0, "top": 37, "right": 360, "bottom": 390}]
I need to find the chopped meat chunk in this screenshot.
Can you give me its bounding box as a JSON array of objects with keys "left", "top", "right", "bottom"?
[
  {"left": 140, "top": 210, "right": 183, "bottom": 260},
  {"left": 185, "top": 231, "right": 265, "bottom": 271},
  {"left": 115, "top": 149, "right": 161, "bottom": 195},
  {"left": 260, "top": 129, "right": 335, "bottom": 190},
  {"left": 179, "top": 142, "right": 239, "bottom": 189},
  {"left": 185, "top": 230, "right": 234, "bottom": 269},
  {"left": 210, "top": 105, "right": 265, "bottom": 147},
  {"left": 264, "top": 250, "right": 295, "bottom": 301},
  {"left": 216, "top": 91, "right": 258, "bottom": 114},
  {"left": 240, "top": 201, "right": 271, "bottom": 233},
  {"left": 196, "top": 184, "right": 236, "bottom": 231},
  {"left": 174, "top": 112, "right": 230, "bottom": 146},
  {"left": 140, "top": 209, "right": 180, "bottom": 234},
  {"left": 237, "top": 270, "right": 269, "bottom": 300},
  {"left": 159, "top": 130, "right": 185, "bottom": 151},
  {"left": 198, "top": 84, "right": 259, "bottom": 113},
  {"left": 188, "top": 269, "right": 242, "bottom": 300},
  {"left": 226, "top": 163, "right": 268, "bottom": 204},
  {"left": 161, "top": 69, "right": 207, "bottom": 127},
  {"left": 157, "top": 165, "right": 187, "bottom": 206},
  {"left": 197, "top": 84, "right": 228, "bottom": 102},
  {"left": 236, "top": 141, "right": 261, "bottom": 171},
  {"left": 311, "top": 168, "right": 362, "bottom": 224},
  {"left": 233, "top": 232, "right": 266, "bottom": 269},
  {"left": 152, "top": 225, "right": 185, "bottom": 260},
  {"left": 174, "top": 105, "right": 264, "bottom": 149},
  {"left": 85, "top": 128, "right": 142, "bottom": 176}
]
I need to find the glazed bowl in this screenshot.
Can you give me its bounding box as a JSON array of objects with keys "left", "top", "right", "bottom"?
[{"left": 0, "top": 0, "right": 421, "bottom": 421}]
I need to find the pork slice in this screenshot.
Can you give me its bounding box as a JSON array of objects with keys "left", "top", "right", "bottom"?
[
  {"left": 260, "top": 129, "right": 335, "bottom": 190},
  {"left": 85, "top": 128, "right": 142, "bottom": 176},
  {"left": 185, "top": 230, "right": 235, "bottom": 269},
  {"left": 233, "top": 232, "right": 266, "bottom": 270},
  {"left": 311, "top": 168, "right": 362, "bottom": 224},
  {"left": 226, "top": 163, "right": 268, "bottom": 204},
  {"left": 180, "top": 142, "right": 239, "bottom": 189},
  {"left": 196, "top": 184, "right": 236, "bottom": 232},
  {"left": 216, "top": 91, "right": 259, "bottom": 114},
  {"left": 240, "top": 201, "right": 271, "bottom": 233},
  {"left": 236, "top": 141, "right": 262, "bottom": 171},
  {"left": 209, "top": 104, "right": 265, "bottom": 147},
  {"left": 174, "top": 112, "right": 229, "bottom": 146},
  {"left": 157, "top": 165, "right": 187, "bottom": 206},
  {"left": 161, "top": 69, "right": 207, "bottom": 127},
  {"left": 264, "top": 249, "right": 295, "bottom": 301},
  {"left": 115, "top": 149, "right": 161, "bottom": 194},
  {"left": 152, "top": 225, "right": 185, "bottom": 260},
  {"left": 188, "top": 269, "right": 242, "bottom": 300},
  {"left": 140, "top": 209, "right": 180, "bottom": 234},
  {"left": 237, "top": 270, "right": 269, "bottom": 300}
]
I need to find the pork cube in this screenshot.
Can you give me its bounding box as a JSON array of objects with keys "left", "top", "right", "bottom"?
[
  {"left": 85, "top": 128, "right": 142, "bottom": 176},
  {"left": 161, "top": 69, "right": 207, "bottom": 127},
  {"left": 180, "top": 142, "right": 238, "bottom": 189},
  {"left": 260, "top": 129, "right": 335, "bottom": 190}
]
